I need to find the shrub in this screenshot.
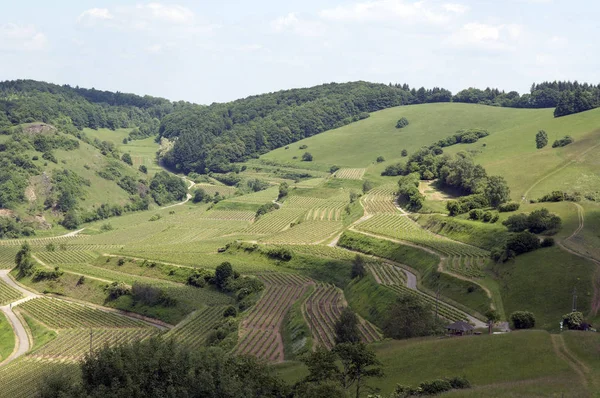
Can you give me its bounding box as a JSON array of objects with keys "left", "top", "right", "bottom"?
[
  {"left": 381, "top": 162, "right": 406, "bottom": 177},
  {"left": 149, "top": 214, "right": 162, "bottom": 221},
  {"left": 376, "top": 156, "right": 385, "bottom": 163},
  {"left": 256, "top": 202, "right": 278, "bottom": 218},
  {"left": 490, "top": 213, "right": 499, "bottom": 223},
  {"left": 541, "top": 237, "right": 555, "bottom": 247},
  {"left": 299, "top": 144, "right": 308, "bottom": 150},
  {"left": 419, "top": 379, "right": 452, "bottom": 395},
  {"left": 266, "top": 247, "right": 293, "bottom": 261},
  {"left": 503, "top": 213, "right": 529, "bottom": 232},
  {"left": 510, "top": 311, "right": 536, "bottom": 329},
  {"left": 396, "top": 117, "right": 409, "bottom": 128},
  {"left": 552, "top": 136, "right": 574, "bottom": 148},
  {"left": 446, "top": 376, "right": 471, "bottom": 389},
  {"left": 121, "top": 153, "right": 133, "bottom": 165},
  {"left": 535, "top": 130, "right": 548, "bottom": 149},
  {"left": 562, "top": 311, "right": 584, "bottom": 330},
  {"left": 498, "top": 202, "right": 520, "bottom": 212},
  {"left": 32, "top": 267, "right": 63, "bottom": 282},
  {"left": 223, "top": 305, "right": 237, "bottom": 318},
  {"left": 506, "top": 231, "right": 540, "bottom": 255},
  {"left": 482, "top": 211, "right": 493, "bottom": 222},
  {"left": 330, "top": 165, "right": 340, "bottom": 174},
  {"left": 468, "top": 209, "right": 484, "bottom": 220},
  {"left": 302, "top": 152, "right": 313, "bottom": 161},
  {"left": 528, "top": 208, "right": 561, "bottom": 233},
  {"left": 139, "top": 165, "right": 147, "bottom": 174},
  {"left": 105, "top": 281, "right": 130, "bottom": 300},
  {"left": 401, "top": 149, "right": 408, "bottom": 157},
  {"left": 187, "top": 269, "right": 212, "bottom": 288}
]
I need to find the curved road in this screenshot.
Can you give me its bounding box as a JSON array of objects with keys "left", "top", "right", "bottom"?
[{"left": 0, "top": 270, "right": 39, "bottom": 366}]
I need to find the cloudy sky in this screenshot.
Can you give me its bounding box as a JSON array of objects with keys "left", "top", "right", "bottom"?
[{"left": 1, "top": 0, "right": 598, "bottom": 103}]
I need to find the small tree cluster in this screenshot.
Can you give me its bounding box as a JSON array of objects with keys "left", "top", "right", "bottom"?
[
  {"left": 498, "top": 202, "right": 520, "bottom": 212},
  {"left": 552, "top": 135, "right": 574, "bottom": 148},
  {"left": 510, "top": 311, "right": 536, "bottom": 329},
  {"left": 396, "top": 117, "right": 409, "bottom": 128},
  {"left": 302, "top": 152, "right": 313, "bottom": 161},
  {"left": 535, "top": 130, "right": 548, "bottom": 149},
  {"left": 503, "top": 208, "right": 561, "bottom": 234}
]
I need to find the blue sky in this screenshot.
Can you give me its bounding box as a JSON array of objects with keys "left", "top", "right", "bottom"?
[{"left": 1, "top": 0, "right": 598, "bottom": 103}]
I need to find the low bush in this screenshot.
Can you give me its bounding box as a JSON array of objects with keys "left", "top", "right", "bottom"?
[
  {"left": 498, "top": 202, "right": 520, "bottom": 212},
  {"left": 396, "top": 117, "right": 409, "bottom": 128},
  {"left": 552, "top": 135, "right": 574, "bottom": 148},
  {"left": 510, "top": 311, "right": 536, "bottom": 329}
]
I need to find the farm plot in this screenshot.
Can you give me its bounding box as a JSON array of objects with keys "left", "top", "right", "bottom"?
[
  {"left": 199, "top": 210, "right": 255, "bottom": 221},
  {"left": 34, "top": 250, "right": 97, "bottom": 265},
  {"left": 281, "top": 245, "right": 356, "bottom": 261},
  {"left": 334, "top": 168, "right": 366, "bottom": 180},
  {"left": 362, "top": 185, "right": 399, "bottom": 214},
  {"left": 0, "top": 279, "right": 22, "bottom": 305},
  {"left": 0, "top": 246, "right": 18, "bottom": 269},
  {"left": 236, "top": 273, "right": 311, "bottom": 362},
  {"left": 294, "top": 178, "right": 325, "bottom": 188},
  {"left": 444, "top": 256, "right": 488, "bottom": 278},
  {"left": 303, "top": 283, "right": 380, "bottom": 349},
  {"left": 366, "top": 262, "right": 407, "bottom": 286},
  {"left": 262, "top": 221, "right": 342, "bottom": 245},
  {"left": 31, "top": 328, "right": 157, "bottom": 360},
  {"left": 0, "top": 358, "right": 78, "bottom": 398},
  {"left": 17, "top": 298, "right": 148, "bottom": 329},
  {"left": 195, "top": 184, "right": 237, "bottom": 198},
  {"left": 242, "top": 209, "right": 304, "bottom": 235},
  {"left": 0, "top": 236, "right": 88, "bottom": 247},
  {"left": 285, "top": 195, "right": 326, "bottom": 209},
  {"left": 163, "top": 306, "right": 226, "bottom": 350},
  {"left": 356, "top": 214, "right": 489, "bottom": 257},
  {"left": 134, "top": 220, "right": 251, "bottom": 246},
  {"left": 227, "top": 186, "right": 279, "bottom": 204}
]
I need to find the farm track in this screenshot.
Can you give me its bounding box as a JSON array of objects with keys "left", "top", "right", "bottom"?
[{"left": 550, "top": 334, "right": 590, "bottom": 390}]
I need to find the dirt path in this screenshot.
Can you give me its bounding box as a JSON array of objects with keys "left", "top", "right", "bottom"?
[
  {"left": 522, "top": 142, "right": 600, "bottom": 202},
  {"left": 61, "top": 228, "right": 85, "bottom": 237},
  {"left": 0, "top": 270, "right": 40, "bottom": 366},
  {"left": 161, "top": 177, "right": 195, "bottom": 209},
  {"left": 551, "top": 334, "right": 590, "bottom": 390}
]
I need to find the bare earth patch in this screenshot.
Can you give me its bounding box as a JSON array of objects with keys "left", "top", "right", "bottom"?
[{"left": 418, "top": 180, "right": 456, "bottom": 201}]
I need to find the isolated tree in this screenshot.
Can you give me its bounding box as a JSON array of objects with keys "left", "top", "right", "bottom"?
[
  {"left": 15, "top": 242, "right": 35, "bottom": 276},
  {"left": 484, "top": 176, "right": 510, "bottom": 207},
  {"left": 61, "top": 210, "right": 81, "bottom": 230},
  {"left": 302, "top": 152, "right": 313, "bottom": 162},
  {"left": 376, "top": 156, "right": 385, "bottom": 163},
  {"left": 485, "top": 309, "right": 500, "bottom": 334},
  {"left": 193, "top": 188, "right": 207, "bottom": 203},
  {"left": 351, "top": 255, "right": 366, "bottom": 279},
  {"left": 121, "top": 153, "right": 133, "bottom": 165},
  {"left": 362, "top": 180, "right": 374, "bottom": 193},
  {"left": 396, "top": 117, "right": 409, "bottom": 129},
  {"left": 122, "top": 138, "right": 128, "bottom": 144},
  {"left": 335, "top": 308, "right": 361, "bottom": 345},
  {"left": 562, "top": 311, "right": 584, "bottom": 330},
  {"left": 401, "top": 149, "right": 408, "bottom": 157},
  {"left": 139, "top": 165, "right": 148, "bottom": 174},
  {"left": 510, "top": 311, "right": 535, "bottom": 329},
  {"left": 278, "top": 182, "right": 289, "bottom": 201},
  {"left": 302, "top": 347, "right": 340, "bottom": 383},
  {"left": 335, "top": 343, "right": 383, "bottom": 398},
  {"left": 535, "top": 130, "right": 548, "bottom": 149},
  {"left": 383, "top": 294, "right": 438, "bottom": 339},
  {"left": 214, "top": 262, "right": 234, "bottom": 290}
]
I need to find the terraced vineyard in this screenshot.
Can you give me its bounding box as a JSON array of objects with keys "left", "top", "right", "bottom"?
[
  {"left": 262, "top": 221, "right": 341, "bottom": 244},
  {"left": 443, "top": 256, "right": 488, "bottom": 278},
  {"left": 236, "top": 273, "right": 311, "bottom": 362},
  {"left": 303, "top": 283, "right": 380, "bottom": 349},
  {"left": 199, "top": 210, "right": 256, "bottom": 221},
  {"left": 283, "top": 245, "right": 356, "bottom": 260},
  {"left": 0, "top": 246, "right": 19, "bottom": 269},
  {"left": 356, "top": 214, "right": 489, "bottom": 257},
  {"left": 243, "top": 209, "right": 304, "bottom": 235},
  {"left": 0, "top": 279, "right": 22, "bottom": 305},
  {"left": 366, "top": 262, "right": 407, "bottom": 286},
  {"left": 334, "top": 168, "right": 365, "bottom": 180},
  {"left": 0, "top": 359, "right": 78, "bottom": 398},
  {"left": 17, "top": 298, "right": 148, "bottom": 329},
  {"left": 294, "top": 178, "right": 325, "bottom": 188},
  {"left": 163, "top": 306, "right": 226, "bottom": 350},
  {"left": 286, "top": 195, "right": 326, "bottom": 209},
  {"left": 0, "top": 236, "right": 87, "bottom": 247},
  {"left": 31, "top": 328, "right": 158, "bottom": 360},
  {"left": 227, "top": 186, "right": 278, "bottom": 204},
  {"left": 34, "top": 250, "right": 97, "bottom": 264},
  {"left": 362, "top": 185, "right": 399, "bottom": 214}
]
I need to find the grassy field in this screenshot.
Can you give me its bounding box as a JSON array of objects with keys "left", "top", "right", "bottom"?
[{"left": 276, "top": 330, "right": 582, "bottom": 396}]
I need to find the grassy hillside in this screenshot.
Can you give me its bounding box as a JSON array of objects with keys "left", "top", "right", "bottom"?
[{"left": 261, "top": 103, "right": 600, "bottom": 200}]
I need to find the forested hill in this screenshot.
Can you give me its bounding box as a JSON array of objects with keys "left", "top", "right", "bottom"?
[
  {"left": 0, "top": 80, "right": 177, "bottom": 137},
  {"left": 158, "top": 80, "right": 600, "bottom": 174}
]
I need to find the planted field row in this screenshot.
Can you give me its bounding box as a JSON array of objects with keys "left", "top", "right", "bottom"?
[
  {"left": 17, "top": 298, "right": 148, "bottom": 329},
  {"left": 334, "top": 168, "right": 366, "bottom": 180},
  {"left": 84, "top": 226, "right": 165, "bottom": 246},
  {"left": 356, "top": 214, "right": 489, "bottom": 257},
  {"left": 135, "top": 221, "right": 251, "bottom": 246},
  {"left": 0, "top": 246, "right": 18, "bottom": 269},
  {"left": 362, "top": 186, "right": 398, "bottom": 214},
  {"left": 34, "top": 251, "right": 97, "bottom": 265},
  {"left": 294, "top": 178, "right": 325, "bottom": 188},
  {"left": 280, "top": 245, "right": 355, "bottom": 261},
  {"left": 444, "top": 256, "right": 487, "bottom": 278},
  {"left": 0, "top": 358, "right": 78, "bottom": 398},
  {"left": 261, "top": 221, "right": 341, "bottom": 245},
  {"left": 199, "top": 210, "right": 256, "bottom": 221},
  {"left": 0, "top": 236, "right": 87, "bottom": 247},
  {"left": 366, "top": 263, "right": 407, "bottom": 286},
  {"left": 163, "top": 306, "right": 226, "bottom": 350},
  {"left": 286, "top": 195, "right": 326, "bottom": 209},
  {"left": 242, "top": 209, "right": 304, "bottom": 235},
  {"left": 257, "top": 273, "right": 312, "bottom": 286},
  {"left": 303, "top": 284, "right": 380, "bottom": 349},
  {"left": 0, "top": 279, "right": 22, "bottom": 306},
  {"left": 227, "top": 186, "right": 279, "bottom": 204},
  {"left": 237, "top": 284, "right": 308, "bottom": 362},
  {"left": 32, "top": 328, "right": 158, "bottom": 360},
  {"left": 304, "top": 205, "right": 345, "bottom": 221}
]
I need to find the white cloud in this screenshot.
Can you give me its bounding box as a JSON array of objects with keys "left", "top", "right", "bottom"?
[
  {"left": 447, "top": 23, "right": 523, "bottom": 50},
  {"left": 77, "top": 8, "right": 114, "bottom": 24},
  {"left": 443, "top": 3, "right": 469, "bottom": 14},
  {"left": 0, "top": 24, "right": 48, "bottom": 51},
  {"left": 138, "top": 3, "right": 194, "bottom": 24},
  {"left": 318, "top": 0, "right": 466, "bottom": 24},
  {"left": 270, "top": 13, "right": 325, "bottom": 37}
]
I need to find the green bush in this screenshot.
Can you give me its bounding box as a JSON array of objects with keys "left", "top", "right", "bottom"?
[
  {"left": 482, "top": 211, "right": 493, "bottom": 222},
  {"left": 419, "top": 379, "right": 452, "bottom": 395},
  {"left": 510, "top": 311, "right": 536, "bottom": 329},
  {"left": 498, "top": 202, "right": 520, "bottom": 212},
  {"left": 468, "top": 209, "right": 484, "bottom": 220},
  {"left": 552, "top": 135, "right": 574, "bottom": 148},
  {"left": 506, "top": 231, "right": 540, "bottom": 254},
  {"left": 223, "top": 305, "right": 238, "bottom": 318},
  {"left": 396, "top": 117, "right": 409, "bottom": 128},
  {"left": 302, "top": 152, "right": 313, "bottom": 161}
]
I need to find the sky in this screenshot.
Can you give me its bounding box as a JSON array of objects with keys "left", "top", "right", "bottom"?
[{"left": 1, "top": 0, "right": 598, "bottom": 104}]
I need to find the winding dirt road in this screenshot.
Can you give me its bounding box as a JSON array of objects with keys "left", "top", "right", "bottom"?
[{"left": 0, "top": 270, "right": 39, "bottom": 366}]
